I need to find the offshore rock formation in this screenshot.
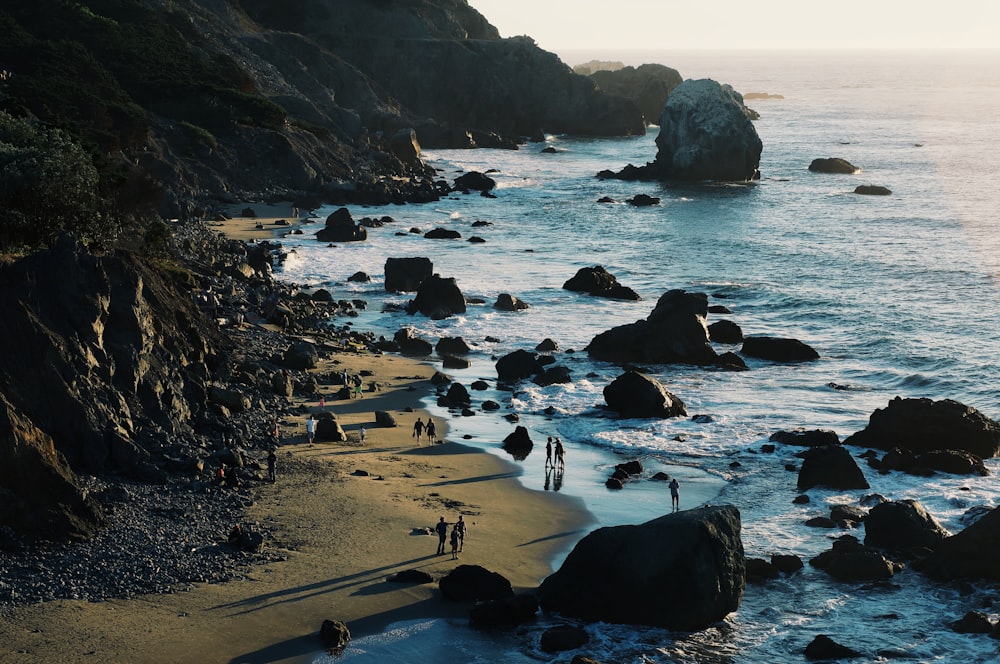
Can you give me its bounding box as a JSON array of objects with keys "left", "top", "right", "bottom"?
[{"left": 599, "top": 79, "right": 763, "bottom": 183}]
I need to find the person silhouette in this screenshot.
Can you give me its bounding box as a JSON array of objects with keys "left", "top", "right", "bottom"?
[
  {"left": 669, "top": 478, "right": 680, "bottom": 511},
  {"left": 435, "top": 516, "right": 448, "bottom": 555}
]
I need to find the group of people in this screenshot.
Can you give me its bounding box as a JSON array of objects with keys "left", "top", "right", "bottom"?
[
  {"left": 412, "top": 417, "right": 437, "bottom": 445},
  {"left": 545, "top": 436, "right": 566, "bottom": 470},
  {"left": 435, "top": 515, "right": 467, "bottom": 559}
]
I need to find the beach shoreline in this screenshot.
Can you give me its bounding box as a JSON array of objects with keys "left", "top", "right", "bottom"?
[{"left": 0, "top": 213, "right": 596, "bottom": 664}]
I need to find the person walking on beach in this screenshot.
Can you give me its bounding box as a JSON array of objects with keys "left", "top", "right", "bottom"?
[
  {"left": 554, "top": 438, "right": 565, "bottom": 470},
  {"left": 456, "top": 515, "right": 467, "bottom": 552},
  {"left": 450, "top": 525, "right": 461, "bottom": 560},
  {"left": 545, "top": 437, "right": 553, "bottom": 468},
  {"left": 413, "top": 417, "right": 425, "bottom": 445},
  {"left": 426, "top": 418, "right": 437, "bottom": 445},
  {"left": 353, "top": 375, "right": 363, "bottom": 399},
  {"left": 359, "top": 426, "right": 367, "bottom": 446},
  {"left": 267, "top": 449, "right": 277, "bottom": 482},
  {"left": 306, "top": 414, "right": 316, "bottom": 445},
  {"left": 435, "top": 516, "right": 448, "bottom": 555},
  {"left": 669, "top": 477, "right": 680, "bottom": 511}
]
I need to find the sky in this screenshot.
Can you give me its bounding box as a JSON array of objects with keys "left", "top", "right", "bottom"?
[{"left": 467, "top": 0, "right": 1000, "bottom": 51}]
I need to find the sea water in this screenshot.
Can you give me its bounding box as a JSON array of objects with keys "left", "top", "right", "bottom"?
[{"left": 291, "top": 49, "right": 1000, "bottom": 662}]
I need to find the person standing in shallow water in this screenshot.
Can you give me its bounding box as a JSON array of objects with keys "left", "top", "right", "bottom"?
[
  {"left": 554, "top": 438, "right": 565, "bottom": 470},
  {"left": 669, "top": 477, "right": 680, "bottom": 511},
  {"left": 545, "top": 437, "right": 553, "bottom": 468}
]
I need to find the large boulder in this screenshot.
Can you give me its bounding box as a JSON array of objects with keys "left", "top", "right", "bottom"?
[
  {"left": 502, "top": 426, "right": 533, "bottom": 461},
  {"left": 393, "top": 328, "right": 433, "bottom": 356},
  {"left": 316, "top": 207, "right": 367, "bottom": 242},
  {"left": 651, "top": 79, "right": 762, "bottom": 182},
  {"left": 538, "top": 505, "right": 744, "bottom": 630},
  {"left": 439, "top": 564, "right": 513, "bottom": 601},
  {"left": 741, "top": 336, "right": 819, "bottom": 362},
  {"left": 407, "top": 275, "right": 466, "bottom": 319},
  {"left": 603, "top": 371, "right": 687, "bottom": 419},
  {"left": 864, "top": 499, "right": 950, "bottom": 552},
  {"left": 495, "top": 349, "right": 543, "bottom": 382},
  {"left": 810, "top": 537, "right": 902, "bottom": 582},
  {"left": 587, "top": 289, "right": 721, "bottom": 366},
  {"left": 914, "top": 507, "right": 1000, "bottom": 580},
  {"left": 315, "top": 413, "right": 346, "bottom": 442},
  {"left": 454, "top": 171, "right": 496, "bottom": 192},
  {"left": 384, "top": 257, "right": 433, "bottom": 293},
  {"left": 808, "top": 157, "right": 859, "bottom": 174},
  {"left": 389, "top": 127, "right": 421, "bottom": 166},
  {"left": 563, "top": 266, "right": 640, "bottom": 300},
  {"left": 282, "top": 341, "right": 319, "bottom": 370},
  {"left": 844, "top": 397, "right": 1000, "bottom": 458},
  {"left": 797, "top": 445, "right": 869, "bottom": 491}
]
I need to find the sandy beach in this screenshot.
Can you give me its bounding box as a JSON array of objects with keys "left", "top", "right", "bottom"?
[{"left": 0, "top": 214, "right": 594, "bottom": 664}]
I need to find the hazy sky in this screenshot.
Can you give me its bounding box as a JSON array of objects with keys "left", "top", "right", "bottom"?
[{"left": 467, "top": 1, "right": 1000, "bottom": 51}]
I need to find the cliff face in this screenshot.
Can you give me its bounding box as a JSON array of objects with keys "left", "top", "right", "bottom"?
[
  {"left": 0, "top": 235, "right": 221, "bottom": 475},
  {"left": 0, "top": 0, "right": 642, "bottom": 215}
]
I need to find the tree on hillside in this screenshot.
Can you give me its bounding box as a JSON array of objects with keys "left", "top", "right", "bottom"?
[{"left": 0, "top": 111, "right": 119, "bottom": 252}]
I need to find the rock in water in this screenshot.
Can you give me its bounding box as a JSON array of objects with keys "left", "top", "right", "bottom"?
[
  {"left": 538, "top": 505, "right": 744, "bottom": 630},
  {"left": 587, "top": 289, "right": 720, "bottom": 366},
  {"left": 603, "top": 370, "right": 687, "bottom": 419},
  {"left": 316, "top": 207, "right": 367, "bottom": 242},
  {"left": 844, "top": 397, "right": 1000, "bottom": 458},
  {"left": 653, "top": 79, "right": 762, "bottom": 181}
]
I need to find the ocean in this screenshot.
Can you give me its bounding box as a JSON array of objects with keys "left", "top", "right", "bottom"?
[{"left": 280, "top": 49, "right": 1000, "bottom": 662}]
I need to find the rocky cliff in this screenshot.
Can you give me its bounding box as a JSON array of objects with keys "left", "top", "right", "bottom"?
[{"left": 0, "top": 0, "right": 643, "bottom": 217}]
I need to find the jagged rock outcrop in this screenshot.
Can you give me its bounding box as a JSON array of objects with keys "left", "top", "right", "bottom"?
[
  {"left": 538, "top": 506, "right": 744, "bottom": 630},
  {"left": 603, "top": 371, "right": 687, "bottom": 419},
  {"left": 844, "top": 397, "right": 1000, "bottom": 458},
  {"left": 587, "top": 289, "right": 721, "bottom": 366},
  {"left": 0, "top": 235, "right": 219, "bottom": 477}
]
